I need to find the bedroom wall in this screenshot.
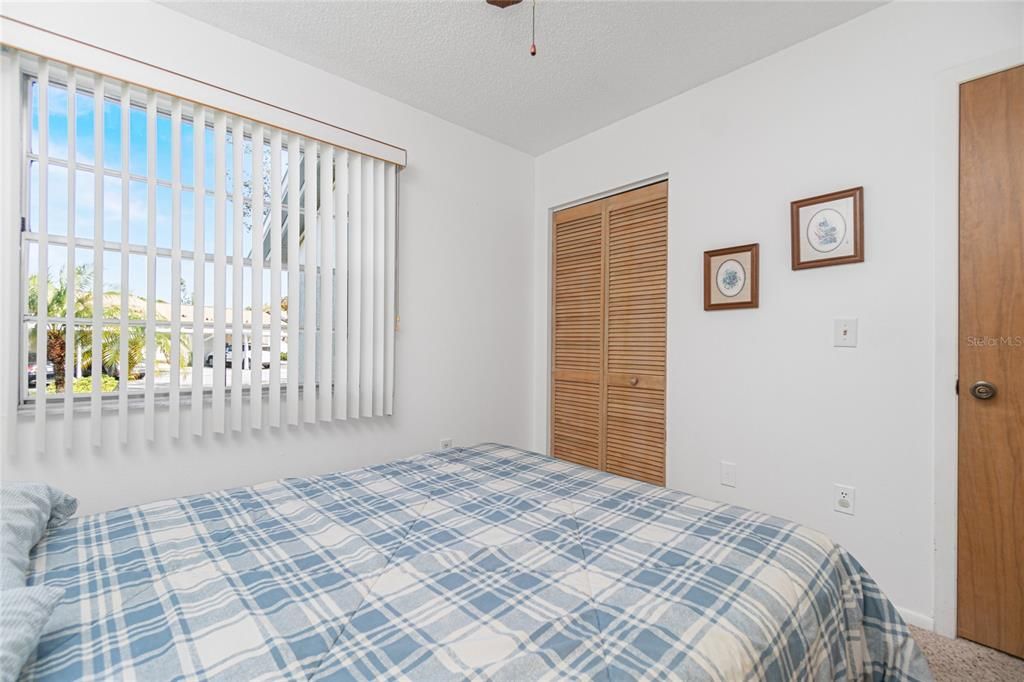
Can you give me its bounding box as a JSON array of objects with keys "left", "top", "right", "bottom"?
[
  {"left": 530, "top": 2, "right": 1023, "bottom": 627},
  {"left": 1, "top": 2, "right": 535, "bottom": 513}
]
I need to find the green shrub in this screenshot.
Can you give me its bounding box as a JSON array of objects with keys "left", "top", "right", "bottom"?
[{"left": 47, "top": 375, "right": 119, "bottom": 394}]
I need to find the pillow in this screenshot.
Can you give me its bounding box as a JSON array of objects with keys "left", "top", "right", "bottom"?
[
  {"left": 0, "top": 585, "right": 63, "bottom": 682},
  {"left": 1, "top": 484, "right": 78, "bottom": 590}
]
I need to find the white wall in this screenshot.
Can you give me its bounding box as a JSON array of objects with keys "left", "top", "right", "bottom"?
[
  {"left": 530, "top": 2, "right": 1023, "bottom": 627},
  {"left": 1, "top": 2, "right": 535, "bottom": 514}
]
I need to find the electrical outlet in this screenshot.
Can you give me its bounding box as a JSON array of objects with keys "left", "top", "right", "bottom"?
[
  {"left": 834, "top": 484, "right": 856, "bottom": 515},
  {"left": 439, "top": 438, "right": 454, "bottom": 450},
  {"left": 720, "top": 461, "right": 737, "bottom": 488}
]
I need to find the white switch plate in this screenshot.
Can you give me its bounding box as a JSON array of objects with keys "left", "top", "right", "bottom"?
[
  {"left": 834, "top": 318, "right": 858, "bottom": 347},
  {"left": 720, "top": 461, "right": 737, "bottom": 488},
  {"left": 834, "top": 484, "right": 856, "bottom": 515},
  {"left": 439, "top": 438, "right": 454, "bottom": 450}
]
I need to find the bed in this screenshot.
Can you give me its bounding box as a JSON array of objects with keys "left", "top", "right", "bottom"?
[{"left": 23, "top": 443, "right": 930, "bottom": 681}]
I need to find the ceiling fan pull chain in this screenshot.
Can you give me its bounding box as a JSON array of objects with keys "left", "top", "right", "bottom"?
[
  {"left": 530, "top": 0, "right": 537, "bottom": 56},
  {"left": 484, "top": 0, "right": 537, "bottom": 56}
]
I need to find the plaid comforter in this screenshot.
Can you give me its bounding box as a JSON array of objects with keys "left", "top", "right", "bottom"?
[{"left": 24, "top": 443, "right": 930, "bottom": 681}]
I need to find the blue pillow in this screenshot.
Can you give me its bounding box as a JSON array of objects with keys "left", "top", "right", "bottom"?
[
  {"left": 0, "top": 585, "right": 63, "bottom": 681},
  {"left": 1, "top": 483, "right": 78, "bottom": 590}
]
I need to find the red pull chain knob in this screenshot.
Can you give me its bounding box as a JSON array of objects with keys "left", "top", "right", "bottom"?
[{"left": 529, "top": 0, "right": 537, "bottom": 56}]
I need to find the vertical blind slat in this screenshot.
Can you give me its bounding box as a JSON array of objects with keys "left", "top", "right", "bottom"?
[
  {"left": 191, "top": 106, "right": 206, "bottom": 437},
  {"left": 360, "top": 158, "right": 373, "bottom": 417},
  {"left": 63, "top": 68, "right": 76, "bottom": 449},
  {"left": 347, "top": 155, "right": 361, "bottom": 418},
  {"left": 169, "top": 99, "right": 182, "bottom": 439},
  {"left": 34, "top": 60, "right": 48, "bottom": 454},
  {"left": 303, "top": 140, "right": 318, "bottom": 424},
  {"left": 333, "top": 151, "right": 349, "bottom": 420},
  {"left": 144, "top": 92, "right": 157, "bottom": 442},
  {"left": 319, "top": 146, "right": 334, "bottom": 421},
  {"left": 212, "top": 112, "right": 228, "bottom": 433},
  {"left": 384, "top": 163, "right": 397, "bottom": 415},
  {"left": 231, "top": 116, "right": 244, "bottom": 432},
  {"left": 118, "top": 83, "right": 130, "bottom": 444},
  {"left": 373, "top": 159, "right": 385, "bottom": 417},
  {"left": 286, "top": 133, "right": 300, "bottom": 426},
  {"left": 1, "top": 52, "right": 18, "bottom": 462},
  {"left": 269, "top": 129, "right": 283, "bottom": 428},
  {"left": 251, "top": 124, "right": 265, "bottom": 430},
  {"left": 90, "top": 76, "right": 104, "bottom": 448}
]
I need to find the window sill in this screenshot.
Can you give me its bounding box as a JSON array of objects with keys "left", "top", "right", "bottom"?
[{"left": 18, "top": 385, "right": 308, "bottom": 417}]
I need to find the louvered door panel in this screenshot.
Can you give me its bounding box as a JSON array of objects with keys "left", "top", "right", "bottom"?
[
  {"left": 552, "top": 380, "right": 601, "bottom": 468},
  {"left": 606, "top": 379, "right": 665, "bottom": 485},
  {"left": 607, "top": 186, "right": 667, "bottom": 377},
  {"left": 605, "top": 182, "right": 667, "bottom": 484},
  {"left": 551, "top": 202, "right": 604, "bottom": 471}
]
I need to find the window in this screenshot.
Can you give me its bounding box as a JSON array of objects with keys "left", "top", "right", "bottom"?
[
  {"left": 23, "top": 76, "right": 290, "bottom": 398},
  {"left": 13, "top": 53, "right": 398, "bottom": 449}
]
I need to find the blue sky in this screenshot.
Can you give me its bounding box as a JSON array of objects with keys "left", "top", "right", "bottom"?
[{"left": 28, "top": 81, "right": 293, "bottom": 311}]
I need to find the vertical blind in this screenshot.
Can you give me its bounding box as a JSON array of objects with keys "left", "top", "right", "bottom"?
[{"left": 6, "top": 51, "right": 399, "bottom": 453}]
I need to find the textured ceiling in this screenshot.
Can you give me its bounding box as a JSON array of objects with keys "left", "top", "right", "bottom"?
[{"left": 162, "top": 0, "right": 882, "bottom": 155}]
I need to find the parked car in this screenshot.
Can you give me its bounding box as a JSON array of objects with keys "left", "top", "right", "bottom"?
[
  {"left": 27, "top": 361, "right": 55, "bottom": 389},
  {"left": 207, "top": 343, "right": 271, "bottom": 369}
]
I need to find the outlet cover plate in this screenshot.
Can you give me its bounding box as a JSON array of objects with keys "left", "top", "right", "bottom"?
[
  {"left": 720, "top": 461, "right": 737, "bottom": 488},
  {"left": 834, "top": 318, "right": 858, "bottom": 347},
  {"left": 439, "top": 438, "right": 454, "bottom": 450},
  {"left": 834, "top": 484, "right": 856, "bottom": 515}
]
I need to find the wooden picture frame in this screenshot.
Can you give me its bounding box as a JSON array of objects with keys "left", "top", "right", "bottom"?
[
  {"left": 790, "top": 186, "right": 864, "bottom": 270},
  {"left": 704, "top": 243, "right": 759, "bottom": 311}
]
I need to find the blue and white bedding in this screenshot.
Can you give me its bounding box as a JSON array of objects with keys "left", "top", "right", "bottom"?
[{"left": 24, "top": 443, "right": 930, "bottom": 681}]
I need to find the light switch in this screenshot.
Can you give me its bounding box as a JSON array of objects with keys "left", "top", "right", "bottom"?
[{"left": 834, "top": 318, "right": 858, "bottom": 348}]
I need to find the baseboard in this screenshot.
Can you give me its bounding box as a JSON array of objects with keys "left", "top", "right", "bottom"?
[{"left": 898, "top": 606, "right": 935, "bottom": 631}]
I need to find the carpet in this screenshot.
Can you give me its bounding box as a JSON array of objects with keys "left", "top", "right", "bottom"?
[{"left": 910, "top": 625, "right": 1024, "bottom": 681}]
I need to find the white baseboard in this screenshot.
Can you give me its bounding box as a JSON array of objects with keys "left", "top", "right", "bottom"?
[{"left": 898, "top": 606, "right": 934, "bottom": 631}]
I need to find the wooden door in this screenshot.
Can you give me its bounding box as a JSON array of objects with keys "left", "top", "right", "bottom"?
[
  {"left": 550, "top": 181, "right": 667, "bottom": 485},
  {"left": 551, "top": 199, "right": 605, "bottom": 470},
  {"left": 604, "top": 183, "right": 667, "bottom": 485},
  {"left": 958, "top": 64, "right": 1024, "bottom": 658}
]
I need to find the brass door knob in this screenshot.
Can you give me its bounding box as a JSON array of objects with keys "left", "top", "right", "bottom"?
[{"left": 970, "top": 381, "right": 997, "bottom": 400}]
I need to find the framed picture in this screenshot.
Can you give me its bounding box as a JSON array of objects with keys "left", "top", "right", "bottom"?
[
  {"left": 704, "top": 243, "right": 759, "bottom": 311},
  {"left": 791, "top": 186, "right": 863, "bottom": 270}
]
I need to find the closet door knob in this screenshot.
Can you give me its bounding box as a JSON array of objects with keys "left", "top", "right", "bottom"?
[
  {"left": 629, "top": 376, "right": 639, "bottom": 387},
  {"left": 970, "top": 381, "right": 997, "bottom": 400}
]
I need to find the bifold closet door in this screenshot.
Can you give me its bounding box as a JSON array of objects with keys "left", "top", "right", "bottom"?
[
  {"left": 550, "top": 181, "right": 667, "bottom": 485},
  {"left": 550, "top": 200, "right": 605, "bottom": 470},
  {"left": 604, "top": 182, "right": 667, "bottom": 485}
]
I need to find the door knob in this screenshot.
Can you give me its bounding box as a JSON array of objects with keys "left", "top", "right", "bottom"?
[
  {"left": 970, "top": 381, "right": 997, "bottom": 400},
  {"left": 629, "top": 376, "right": 639, "bottom": 387}
]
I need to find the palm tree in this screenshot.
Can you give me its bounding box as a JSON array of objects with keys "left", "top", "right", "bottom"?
[
  {"left": 27, "top": 265, "right": 92, "bottom": 391},
  {"left": 27, "top": 265, "right": 188, "bottom": 394}
]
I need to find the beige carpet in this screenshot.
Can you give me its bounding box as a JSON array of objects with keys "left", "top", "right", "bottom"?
[{"left": 910, "top": 625, "right": 1024, "bottom": 681}]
